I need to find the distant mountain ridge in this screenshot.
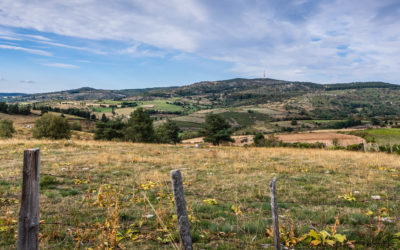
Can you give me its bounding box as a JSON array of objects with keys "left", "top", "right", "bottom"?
[
  {"left": 2, "top": 78, "right": 398, "bottom": 102},
  {"left": 0, "top": 93, "right": 26, "bottom": 96}
]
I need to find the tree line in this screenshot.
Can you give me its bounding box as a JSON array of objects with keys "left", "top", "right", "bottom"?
[
  {"left": 0, "top": 102, "right": 31, "bottom": 115},
  {"left": 32, "top": 105, "right": 93, "bottom": 119}
]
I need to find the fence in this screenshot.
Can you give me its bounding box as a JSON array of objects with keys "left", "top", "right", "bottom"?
[{"left": 1, "top": 148, "right": 399, "bottom": 249}]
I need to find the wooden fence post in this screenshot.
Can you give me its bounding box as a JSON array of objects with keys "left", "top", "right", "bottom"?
[
  {"left": 270, "top": 177, "right": 281, "bottom": 250},
  {"left": 170, "top": 170, "right": 193, "bottom": 250},
  {"left": 17, "top": 148, "right": 40, "bottom": 250},
  {"left": 363, "top": 141, "right": 367, "bottom": 152}
]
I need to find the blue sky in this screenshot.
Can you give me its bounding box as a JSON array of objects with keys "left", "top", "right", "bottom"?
[{"left": 0, "top": 0, "right": 399, "bottom": 93}]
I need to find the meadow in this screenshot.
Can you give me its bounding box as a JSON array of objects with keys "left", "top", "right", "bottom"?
[
  {"left": 0, "top": 139, "right": 399, "bottom": 249},
  {"left": 349, "top": 128, "right": 400, "bottom": 145}
]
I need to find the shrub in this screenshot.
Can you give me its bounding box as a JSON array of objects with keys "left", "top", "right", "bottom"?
[
  {"left": 180, "top": 131, "right": 201, "bottom": 140},
  {"left": 71, "top": 122, "right": 82, "bottom": 131},
  {"left": 0, "top": 119, "right": 15, "bottom": 138},
  {"left": 253, "top": 133, "right": 266, "bottom": 146},
  {"left": 346, "top": 143, "right": 364, "bottom": 151},
  {"left": 32, "top": 113, "right": 71, "bottom": 139}
]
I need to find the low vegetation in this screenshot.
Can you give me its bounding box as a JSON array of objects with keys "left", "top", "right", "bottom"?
[
  {"left": 0, "top": 119, "right": 15, "bottom": 138},
  {"left": 0, "top": 139, "right": 399, "bottom": 248},
  {"left": 32, "top": 113, "right": 71, "bottom": 139}
]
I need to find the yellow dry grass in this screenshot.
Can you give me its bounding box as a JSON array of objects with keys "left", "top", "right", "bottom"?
[{"left": 0, "top": 139, "right": 399, "bottom": 248}]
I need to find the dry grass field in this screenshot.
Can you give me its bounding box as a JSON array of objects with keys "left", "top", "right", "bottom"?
[
  {"left": 277, "top": 132, "right": 365, "bottom": 146},
  {"left": 1, "top": 139, "right": 399, "bottom": 249}
]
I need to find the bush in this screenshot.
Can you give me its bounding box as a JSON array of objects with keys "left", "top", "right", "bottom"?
[
  {"left": 71, "top": 122, "right": 82, "bottom": 131},
  {"left": 346, "top": 143, "right": 364, "bottom": 151},
  {"left": 253, "top": 133, "right": 266, "bottom": 146},
  {"left": 0, "top": 119, "right": 15, "bottom": 138},
  {"left": 32, "top": 113, "right": 71, "bottom": 139},
  {"left": 180, "top": 131, "right": 201, "bottom": 140}
]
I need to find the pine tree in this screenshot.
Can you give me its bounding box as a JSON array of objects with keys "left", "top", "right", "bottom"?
[
  {"left": 125, "top": 108, "right": 155, "bottom": 142},
  {"left": 202, "top": 113, "right": 233, "bottom": 145}
]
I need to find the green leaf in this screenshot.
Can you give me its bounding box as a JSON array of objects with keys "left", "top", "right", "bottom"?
[
  {"left": 334, "top": 234, "right": 346, "bottom": 243},
  {"left": 309, "top": 230, "right": 319, "bottom": 240},
  {"left": 326, "top": 239, "right": 335, "bottom": 246}
]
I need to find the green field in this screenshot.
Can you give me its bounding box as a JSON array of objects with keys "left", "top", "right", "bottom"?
[
  {"left": 138, "top": 100, "right": 185, "bottom": 112},
  {"left": 89, "top": 106, "right": 113, "bottom": 113},
  {"left": 350, "top": 128, "right": 400, "bottom": 145}
]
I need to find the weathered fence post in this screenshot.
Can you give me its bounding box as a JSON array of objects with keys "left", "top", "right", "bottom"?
[
  {"left": 270, "top": 177, "right": 281, "bottom": 250},
  {"left": 17, "top": 148, "right": 40, "bottom": 250},
  {"left": 363, "top": 141, "right": 367, "bottom": 152},
  {"left": 170, "top": 170, "right": 192, "bottom": 250},
  {"left": 390, "top": 142, "right": 393, "bottom": 154}
]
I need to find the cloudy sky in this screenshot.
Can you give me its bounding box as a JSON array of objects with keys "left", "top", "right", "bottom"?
[{"left": 0, "top": 0, "right": 399, "bottom": 93}]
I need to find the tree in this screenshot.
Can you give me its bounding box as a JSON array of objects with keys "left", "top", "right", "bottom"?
[
  {"left": 91, "top": 114, "right": 97, "bottom": 120},
  {"left": 32, "top": 113, "right": 71, "bottom": 139},
  {"left": 71, "top": 121, "right": 82, "bottom": 131},
  {"left": 202, "top": 113, "right": 233, "bottom": 145},
  {"left": 125, "top": 108, "right": 155, "bottom": 142},
  {"left": 0, "top": 119, "right": 15, "bottom": 138},
  {"left": 101, "top": 113, "right": 109, "bottom": 122},
  {"left": 253, "top": 132, "right": 266, "bottom": 146},
  {"left": 94, "top": 118, "right": 125, "bottom": 140},
  {"left": 371, "top": 117, "right": 381, "bottom": 126},
  {"left": 156, "top": 119, "right": 181, "bottom": 144},
  {"left": 0, "top": 102, "right": 7, "bottom": 113},
  {"left": 291, "top": 120, "right": 298, "bottom": 126}
]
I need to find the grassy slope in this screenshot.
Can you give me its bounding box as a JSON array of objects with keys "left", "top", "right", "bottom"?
[
  {"left": 350, "top": 128, "right": 400, "bottom": 145},
  {"left": 0, "top": 139, "right": 399, "bottom": 249}
]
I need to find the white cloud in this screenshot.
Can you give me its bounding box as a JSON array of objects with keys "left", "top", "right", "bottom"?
[
  {"left": 39, "top": 40, "right": 107, "bottom": 55},
  {"left": 0, "top": 0, "right": 399, "bottom": 83},
  {"left": 42, "top": 63, "right": 79, "bottom": 69},
  {"left": 0, "top": 44, "right": 52, "bottom": 56},
  {"left": 0, "top": 0, "right": 206, "bottom": 52},
  {"left": 23, "top": 34, "right": 51, "bottom": 41}
]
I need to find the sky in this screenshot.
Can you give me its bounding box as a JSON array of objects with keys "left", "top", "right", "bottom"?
[{"left": 0, "top": 0, "right": 399, "bottom": 93}]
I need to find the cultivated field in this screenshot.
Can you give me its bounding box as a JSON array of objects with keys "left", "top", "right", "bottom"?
[
  {"left": 277, "top": 132, "right": 365, "bottom": 146},
  {"left": 1, "top": 139, "right": 399, "bottom": 249}
]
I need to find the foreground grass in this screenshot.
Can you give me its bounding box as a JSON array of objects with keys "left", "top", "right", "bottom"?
[{"left": 0, "top": 139, "right": 399, "bottom": 249}]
